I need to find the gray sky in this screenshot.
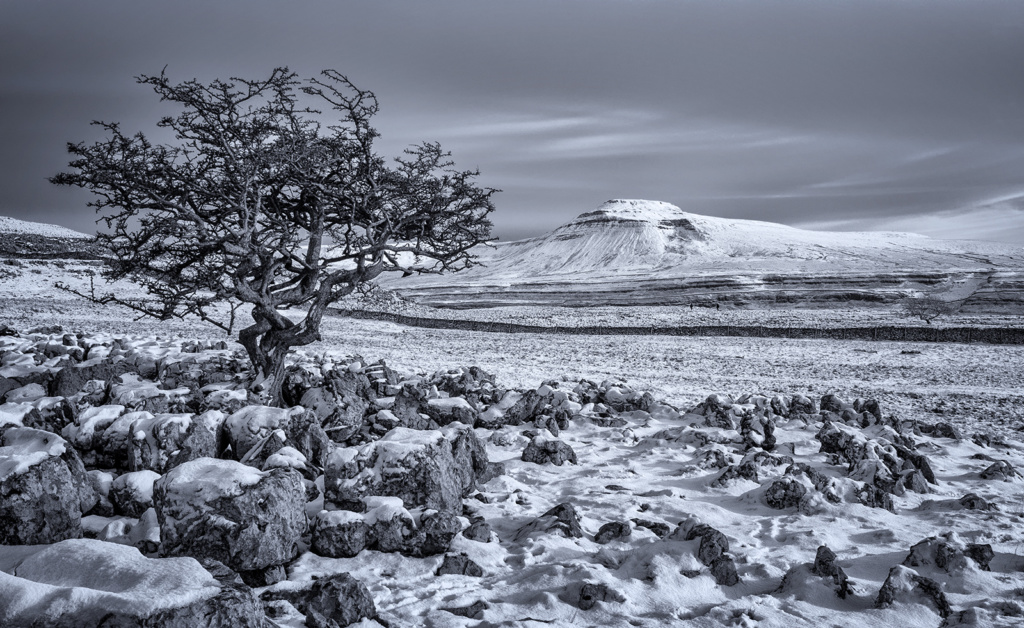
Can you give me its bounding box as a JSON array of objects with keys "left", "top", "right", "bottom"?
[{"left": 3, "top": 0, "right": 1024, "bottom": 243}]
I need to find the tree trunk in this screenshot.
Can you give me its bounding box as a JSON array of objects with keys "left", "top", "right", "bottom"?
[
  {"left": 238, "top": 304, "right": 326, "bottom": 407},
  {"left": 239, "top": 322, "right": 290, "bottom": 407}
]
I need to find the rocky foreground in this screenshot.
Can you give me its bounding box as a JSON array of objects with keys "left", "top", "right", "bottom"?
[{"left": 1, "top": 325, "right": 1023, "bottom": 626}]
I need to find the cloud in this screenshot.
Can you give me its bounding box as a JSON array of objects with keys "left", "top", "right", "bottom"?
[{"left": 798, "top": 195, "right": 1024, "bottom": 244}]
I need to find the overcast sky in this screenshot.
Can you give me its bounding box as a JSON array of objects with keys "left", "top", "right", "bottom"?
[{"left": 3, "top": 0, "right": 1024, "bottom": 243}]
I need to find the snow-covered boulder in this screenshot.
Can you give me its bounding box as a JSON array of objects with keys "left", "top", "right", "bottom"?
[
  {"left": 224, "top": 405, "right": 328, "bottom": 469},
  {"left": 262, "top": 572, "right": 376, "bottom": 628},
  {"left": 110, "top": 469, "right": 161, "bottom": 517},
  {"left": 521, "top": 434, "right": 578, "bottom": 466},
  {"left": 3, "top": 382, "right": 47, "bottom": 404},
  {"left": 128, "top": 411, "right": 221, "bottom": 473},
  {"left": 0, "top": 538, "right": 265, "bottom": 627},
  {"left": 110, "top": 373, "right": 193, "bottom": 413},
  {"left": 153, "top": 457, "right": 306, "bottom": 576},
  {"left": 324, "top": 427, "right": 478, "bottom": 513},
  {"left": 0, "top": 426, "right": 90, "bottom": 544},
  {"left": 875, "top": 564, "right": 953, "bottom": 618},
  {"left": 311, "top": 497, "right": 461, "bottom": 558},
  {"left": 50, "top": 356, "right": 132, "bottom": 397}
]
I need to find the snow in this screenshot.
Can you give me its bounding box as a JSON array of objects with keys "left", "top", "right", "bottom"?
[
  {"left": 3, "top": 236, "right": 1024, "bottom": 625},
  {"left": 111, "top": 470, "right": 161, "bottom": 506},
  {"left": 63, "top": 404, "right": 125, "bottom": 450},
  {"left": 0, "top": 539, "right": 218, "bottom": 624},
  {"left": 0, "top": 427, "right": 67, "bottom": 482},
  {"left": 265, "top": 446, "right": 308, "bottom": 471},
  {"left": 0, "top": 402, "right": 35, "bottom": 427},
  {"left": 381, "top": 199, "right": 1024, "bottom": 308},
  {"left": 110, "top": 374, "right": 190, "bottom": 407},
  {"left": 427, "top": 396, "right": 475, "bottom": 412},
  {"left": 224, "top": 405, "right": 305, "bottom": 449},
  {"left": 157, "top": 457, "right": 265, "bottom": 505},
  {"left": 4, "top": 383, "right": 47, "bottom": 404},
  {"left": 0, "top": 216, "right": 92, "bottom": 239},
  {"left": 362, "top": 496, "right": 412, "bottom": 526}
]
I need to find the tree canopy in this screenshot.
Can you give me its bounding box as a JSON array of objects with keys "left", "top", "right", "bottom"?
[{"left": 52, "top": 67, "right": 496, "bottom": 403}]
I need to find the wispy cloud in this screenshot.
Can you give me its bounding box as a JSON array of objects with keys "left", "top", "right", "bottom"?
[{"left": 797, "top": 193, "right": 1024, "bottom": 244}]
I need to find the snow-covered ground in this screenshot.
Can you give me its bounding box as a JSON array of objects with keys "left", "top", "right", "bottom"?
[
  {"left": 2, "top": 223, "right": 1024, "bottom": 626},
  {"left": 0, "top": 324, "right": 1022, "bottom": 626}
]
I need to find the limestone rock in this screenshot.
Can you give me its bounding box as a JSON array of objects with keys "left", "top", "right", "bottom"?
[
  {"left": 436, "top": 552, "right": 484, "bottom": 577},
  {"left": 765, "top": 476, "right": 807, "bottom": 510},
  {"left": 594, "top": 521, "right": 632, "bottom": 544},
  {"left": 110, "top": 469, "right": 161, "bottom": 518},
  {"left": 521, "top": 435, "right": 577, "bottom": 466},
  {"left": 875, "top": 564, "right": 953, "bottom": 618},
  {"left": 0, "top": 539, "right": 266, "bottom": 628},
  {"left": 154, "top": 457, "right": 306, "bottom": 573},
  {"left": 324, "top": 427, "right": 477, "bottom": 513},
  {"left": 0, "top": 426, "right": 87, "bottom": 544}
]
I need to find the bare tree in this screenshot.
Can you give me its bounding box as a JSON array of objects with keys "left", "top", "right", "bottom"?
[
  {"left": 51, "top": 68, "right": 496, "bottom": 404},
  {"left": 902, "top": 295, "right": 963, "bottom": 324}
]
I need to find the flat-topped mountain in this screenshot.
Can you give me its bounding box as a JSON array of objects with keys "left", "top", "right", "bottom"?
[{"left": 383, "top": 199, "right": 1024, "bottom": 309}]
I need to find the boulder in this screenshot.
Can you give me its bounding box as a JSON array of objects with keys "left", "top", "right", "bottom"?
[
  {"left": 4, "top": 382, "right": 47, "bottom": 404},
  {"left": 50, "top": 357, "right": 132, "bottom": 398},
  {"left": 324, "top": 428, "right": 470, "bottom": 513},
  {"left": 959, "top": 492, "right": 993, "bottom": 510},
  {"left": 224, "top": 404, "right": 305, "bottom": 461},
  {"left": 0, "top": 426, "right": 89, "bottom": 544},
  {"left": 410, "top": 510, "right": 462, "bottom": 557},
  {"left": 904, "top": 533, "right": 994, "bottom": 573},
  {"left": 521, "top": 435, "right": 577, "bottom": 466},
  {"left": 632, "top": 518, "right": 671, "bottom": 538},
  {"left": 765, "top": 476, "right": 808, "bottom": 509},
  {"left": 0, "top": 538, "right": 265, "bottom": 627},
  {"left": 426, "top": 396, "right": 479, "bottom": 426},
  {"left": 811, "top": 545, "right": 852, "bottom": 598},
  {"left": 109, "top": 374, "right": 192, "bottom": 414},
  {"left": 516, "top": 502, "right": 585, "bottom": 540},
  {"left": 449, "top": 426, "right": 503, "bottom": 493},
  {"left": 576, "top": 582, "right": 624, "bottom": 610},
  {"left": 594, "top": 521, "right": 632, "bottom": 544},
  {"left": 980, "top": 460, "right": 1020, "bottom": 481},
  {"left": 129, "top": 412, "right": 221, "bottom": 473},
  {"left": 301, "top": 386, "right": 366, "bottom": 444},
  {"left": 110, "top": 469, "right": 161, "bottom": 518},
  {"left": 304, "top": 573, "right": 377, "bottom": 628},
  {"left": 22, "top": 396, "right": 77, "bottom": 434},
  {"left": 311, "top": 510, "right": 371, "bottom": 558},
  {"left": 154, "top": 457, "right": 306, "bottom": 574},
  {"left": 709, "top": 555, "right": 740, "bottom": 586},
  {"left": 311, "top": 498, "right": 460, "bottom": 558},
  {"left": 684, "top": 524, "right": 730, "bottom": 566},
  {"left": 436, "top": 553, "right": 484, "bottom": 577},
  {"left": 440, "top": 600, "right": 488, "bottom": 620},
  {"left": 875, "top": 564, "right": 953, "bottom": 618},
  {"left": 711, "top": 460, "right": 759, "bottom": 487},
  {"left": 462, "top": 519, "right": 493, "bottom": 542}
]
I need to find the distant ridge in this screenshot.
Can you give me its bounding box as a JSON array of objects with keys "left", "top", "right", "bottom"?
[
  {"left": 382, "top": 199, "right": 1024, "bottom": 310},
  {"left": 0, "top": 215, "right": 99, "bottom": 259},
  {"left": 0, "top": 216, "right": 92, "bottom": 240}
]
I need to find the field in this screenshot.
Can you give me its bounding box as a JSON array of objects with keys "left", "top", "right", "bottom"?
[{"left": 3, "top": 261, "right": 1024, "bottom": 626}]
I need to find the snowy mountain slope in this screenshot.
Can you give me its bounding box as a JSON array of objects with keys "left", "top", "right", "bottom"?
[
  {"left": 0, "top": 216, "right": 91, "bottom": 240},
  {"left": 382, "top": 200, "right": 1024, "bottom": 309},
  {"left": 0, "top": 215, "right": 100, "bottom": 260}
]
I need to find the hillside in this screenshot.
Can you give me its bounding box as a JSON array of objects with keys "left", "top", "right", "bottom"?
[
  {"left": 0, "top": 216, "right": 100, "bottom": 259},
  {"left": 382, "top": 200, "right": 1024, "bottom": 310}
]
